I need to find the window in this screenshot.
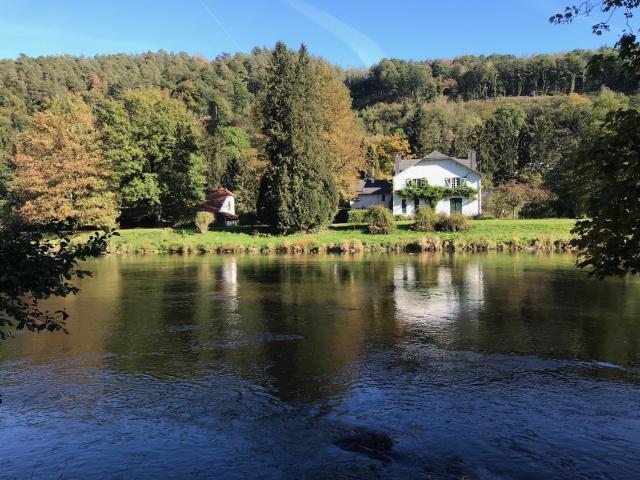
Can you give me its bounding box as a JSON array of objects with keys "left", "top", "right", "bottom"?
[
  {"left": 446, "top": 177, "right": 467, "bottom": 187},
  {"left": 414, "top": 198, "right": 419, "bottom": 210},
  {"left": 401, "top": 199, "right": 406, "bottom": 214},
  {"left": 381, "top": 193, "right": 385, "bottom": 201}
]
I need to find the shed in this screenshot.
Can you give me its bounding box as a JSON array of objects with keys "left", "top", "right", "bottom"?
[{"left": 198, "top": 188, "right": 238, "bottom": 226}]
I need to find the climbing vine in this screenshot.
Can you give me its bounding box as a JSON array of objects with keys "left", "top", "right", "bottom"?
[{"left": 397, "top": 181, "right": 477, "bottom": 208}]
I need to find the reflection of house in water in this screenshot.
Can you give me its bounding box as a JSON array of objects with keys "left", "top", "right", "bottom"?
[
  {"left": 393, "top": 259, "right": 485, "bottom": 326},
  {"left": 221, "top": 257, "right": 238, "bottom": 296}
]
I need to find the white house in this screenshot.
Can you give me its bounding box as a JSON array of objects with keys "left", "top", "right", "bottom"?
[
  {"left": 199, "top": 188, "right": 238, "bottom": 226},
  {"left": 350, "top": 179, "right": 392, "bottom": 209},
  {"left": 392, "top": 150, "right": 481, "bottom": 217}
]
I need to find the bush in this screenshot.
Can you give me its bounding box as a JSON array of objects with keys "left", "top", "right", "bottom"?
[
  {"left": 473, "top": 213, "right": 495, "bottom": 220},
  {"left": 194, "top": 211, "right": 215, "bottom": 233},
  {"left": 367, "top": 206, "right": 396, "bottom": 234},
  {"left": 435, "top": 213, "right": 470, "bottom": 232},
  {"left": 347, "top": 208, "right": 370, "bottom": 224},
  {"left": 414, "top": 207, "right": 438, "bottom": 232},
  {"left": 238, "top": 212, "right": 258, "bottom": 226}
]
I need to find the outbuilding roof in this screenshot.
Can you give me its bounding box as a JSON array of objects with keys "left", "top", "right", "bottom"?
[
  {"left": 355, "top": 179, "right": 392, "bottom": 195},
  {"left": 198, "top": 188, "right": 237, "bottom": 220}
]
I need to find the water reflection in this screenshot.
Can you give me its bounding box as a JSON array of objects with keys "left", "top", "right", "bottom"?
[
  {"left": 393, "top": 255, "right": 485, "bottom": 327},
  {"left": 2, "top": 254, "right": 640, "bottom": 479}
]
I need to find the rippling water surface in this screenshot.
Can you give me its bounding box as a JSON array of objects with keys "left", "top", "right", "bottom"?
[{"left": 1, "top": 254, "right": 640, "bottom": 479}]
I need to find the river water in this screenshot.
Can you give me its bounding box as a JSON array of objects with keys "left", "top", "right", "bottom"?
[{"left": 1, "top": 254, "right": 639, "bottom": 479}]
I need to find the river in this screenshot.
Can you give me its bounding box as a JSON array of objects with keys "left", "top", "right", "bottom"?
[{"left": 1, "top": 254, "right": 639, "bottom": 479}]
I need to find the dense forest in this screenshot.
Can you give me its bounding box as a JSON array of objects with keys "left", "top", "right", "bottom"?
[{"left": 0, "top": 46, "right": 638, "bottom": 228}]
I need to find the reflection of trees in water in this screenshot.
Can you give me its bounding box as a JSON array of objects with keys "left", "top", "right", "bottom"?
[
  {"left": 392, "top": 253, "right": 640, "bottom": 367},
  {"left": 107, "top": 256, "right": 244, "bottom": 377},
  {"left": 8, "top": 254, "right": 640, "bottom": 400},
  {"left": 473, "top": 257, "right": 640, "bottom": 365},
  {"left": 0, "top": 256, "right": 124, "bottom": 365},
  {"left": 219, "top": 256, "right": 401, "bottom": 402}
]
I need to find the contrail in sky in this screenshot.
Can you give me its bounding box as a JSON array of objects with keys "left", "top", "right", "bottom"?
[
  {"left": 285, "top": 0, "right": 385, "bottom": 66},
  {"left": 197, "top": 0, "right": 242, "bottom": 51}
]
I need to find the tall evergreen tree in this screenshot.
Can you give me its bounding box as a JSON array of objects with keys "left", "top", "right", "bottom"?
[
  {"left": 257, "top": 42, "right": 338, "bottom": 234},
  {"left": 477, "top": 104, "right": 526, "bottom": 185}
]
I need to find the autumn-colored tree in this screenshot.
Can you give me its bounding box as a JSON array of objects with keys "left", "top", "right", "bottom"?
[
  {"left": 11, "top": 96, "right": 117, "bottom": 228},
  {"left": 488, "top": 181, "right": 553, "bottom": 219},
  {"left": 315, "top": 62, "right": 366, "bottom": 201},
  {"left": 362, "top": 132, "right": 410, "bottom": 178}
]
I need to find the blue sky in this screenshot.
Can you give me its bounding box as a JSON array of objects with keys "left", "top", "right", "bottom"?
[{"left": 0, "top": 0, "right": 622, "bottom": 66}]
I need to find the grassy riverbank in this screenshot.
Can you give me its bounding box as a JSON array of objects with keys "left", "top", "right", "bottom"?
[{"left": 86, "top": 219, "right": 577, "bottom": 254}]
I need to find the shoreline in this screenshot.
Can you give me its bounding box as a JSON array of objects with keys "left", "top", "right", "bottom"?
[{"left": 86, "top": 219, "right": 577, "bottom": 255}]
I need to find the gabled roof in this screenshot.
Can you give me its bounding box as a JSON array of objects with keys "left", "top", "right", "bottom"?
[
  {"left": 355, "top": 179, "right": 392, "bottom": 195},
  {"left": 198, "top": 188, "right": 237, "bottom": 219},
  {"left": 395, "top": 150, "right": 481, "bottom": 175}
]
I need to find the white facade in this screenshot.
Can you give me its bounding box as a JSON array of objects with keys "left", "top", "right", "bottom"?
[
  {"left": 219, "top": 195, "right": 235, "bottom": 216},
  {"left": 350, "top": 192, "right": 389, "bottom": 209},
  {"left": 392, "top": 153, "right": 481, "bottom": 217}
]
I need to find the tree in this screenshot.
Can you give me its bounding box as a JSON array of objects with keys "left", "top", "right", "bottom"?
[
  {"left": 11, "top": 96, "right": 117, "bottom": 229},
  {"left": 95, "top": 89, "right": 206, "bottom": 225},
  {"left": 405, "top": 106, "right": 433, "bottom": 156},
  {"left": 571, "top": 109, "right": 640, "bottom": 277},
  {"left": 257, "top": 42, "right": 338, "bottom": 234},
  {"left": 315, "top": 62, "right": 366, "bottom": 201},
  {"left": 362, "top": 132, "right": 410, "bottom": 178},
  {"left": 0, "top": 225, "right": 114, "bottom": 339},
  {"left": 552, "top": 0, "right": 640, "bottom": 277},
  {"left": 489, "top": 181, "right": 553, "bottom": 219},
  {"left": 478, "top": 104, "right": 526, "bottom": 184},
  {"left": 208, "top": 126, "right": 263, "bottom": 215}
]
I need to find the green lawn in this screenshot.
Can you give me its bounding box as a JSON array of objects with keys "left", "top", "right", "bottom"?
[{"left": 87, "top": 218, "right": 577, "bottom": 254}]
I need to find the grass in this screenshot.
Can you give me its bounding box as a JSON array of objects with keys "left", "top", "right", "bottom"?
[{"left": 78, "top": 218, "right": 577, "bottom": 255}]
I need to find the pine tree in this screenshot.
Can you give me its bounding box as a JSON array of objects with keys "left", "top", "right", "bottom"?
[
  {"left": 11, "top": 96, "right": 117, "bottom": 228},
  {"left": 257, "top": 43, "right": 338, "bottom": 234}
]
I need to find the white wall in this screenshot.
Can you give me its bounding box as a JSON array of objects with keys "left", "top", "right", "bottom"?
[
  {"left": 392, "top": 159, "right": 481, "bottom": 217},
  {"left": 350, "top": 193, "right": 389, "bottom": 209},
  {"left": 219, "top": 195, "right": 235, "bottom": 216}
]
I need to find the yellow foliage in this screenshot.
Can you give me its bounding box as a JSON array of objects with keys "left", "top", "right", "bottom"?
[
  {"left": 362, "top": 132, "right": 410, "bottom": 178},
  {"left": 315, "top": 62, "right": 366, "bottom": 201},
  {"left": 12, "top": 96, "right": 118, "bottom": 228}
]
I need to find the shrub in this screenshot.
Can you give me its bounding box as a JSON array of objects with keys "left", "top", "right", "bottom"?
[
  {"left": 414, "top": 207, "right": 438, "bottom": 232},
  {"left": 473, "top": 213, "right": 495, "bottom": 220},
  {"left": 435, "top": 213, "right": 470, "bottom": 232},
  {"left": 347, "top": 208, "right": 370, "bottom": 224},
  {"left": 238, "top": 212, "right": 258, "bottom": 226},
  {"left": 367, "top": 206, "right": 396, "bottom": 234},
  {"left": 194, "top": 211, "right": 215, "bottom": 233}
]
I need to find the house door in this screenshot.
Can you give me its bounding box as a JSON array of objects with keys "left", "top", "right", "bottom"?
[{"left": 450, "top": 198, "right": 462, "bottom": 214}]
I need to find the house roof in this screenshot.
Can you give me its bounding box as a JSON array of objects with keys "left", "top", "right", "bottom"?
[
  {"left": 198, "top": 188, "right": 237, "bottom": 219},
  {"left": 395, "top": 150, "right": 481, "bottom": 175},
  {"left": 355, "top": 179, "right": 392, "bottom": 195}
]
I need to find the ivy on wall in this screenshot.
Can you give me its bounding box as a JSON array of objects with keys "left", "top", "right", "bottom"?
[{"left": 396, "top": 181, "right": 477, "bottom": 208}]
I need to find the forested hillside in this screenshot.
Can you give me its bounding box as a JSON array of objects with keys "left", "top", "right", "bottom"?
[{"left": 1, "top": 47, "right": 638, "bottom": 227}]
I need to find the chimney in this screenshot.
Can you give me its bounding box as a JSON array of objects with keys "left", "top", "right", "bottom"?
[
  {"left": 394, "top": 154, "right": 403, "bottom": 175},
  {"left": 468, "top": 150, "right": 477, "bottom": 170}
]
